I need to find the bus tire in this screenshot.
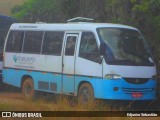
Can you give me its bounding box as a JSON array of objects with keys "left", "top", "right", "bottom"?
[
  {"left": 22, "top": 78, "right": 34, "bottom": 99},
  {"left": 78, "top": 83, "right": 94, "bottom": 105}
]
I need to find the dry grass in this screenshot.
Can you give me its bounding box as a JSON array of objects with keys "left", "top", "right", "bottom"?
[
  {"left": 0, "top": 90, "right": 159, "bottom": 120},
  {"left": 0, "top": 92, "right": 113, "bottom": 111},
  {"left": 0, "top": 92, "right": 122, "bottom": 120}
]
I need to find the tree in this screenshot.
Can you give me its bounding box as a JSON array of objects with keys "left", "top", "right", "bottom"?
[
  {"left": 131, "top": 0, "right": 160, "bottom": 69},
  {"left": 11, "top": 0, "right": 160, "bottom": 71},
  {"left": 11, "top": 0, "right": 64, "bottom": 22},
  {"left": 11, "top": 0, "right": 106, "bottom": 22}
]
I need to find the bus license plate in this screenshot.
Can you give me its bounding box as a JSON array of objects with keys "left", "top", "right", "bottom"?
[{"left": 132, "top": 92, "right": 143, "bottom": 98}]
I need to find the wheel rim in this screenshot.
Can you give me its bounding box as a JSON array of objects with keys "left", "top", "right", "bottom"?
[
  {"left": 25, "top": 85, "right": 32, "bottom": 97},
  {"left": 81, "top": 88, "right": 90, "bottom": 103}
]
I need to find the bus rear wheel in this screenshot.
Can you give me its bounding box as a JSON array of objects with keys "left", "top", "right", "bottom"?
[
  {"left": 22, "top": 78, "right": 34, "bottom": 99},
  {"left": 78, "top": 83, "right": 94, "bottom": 105}
]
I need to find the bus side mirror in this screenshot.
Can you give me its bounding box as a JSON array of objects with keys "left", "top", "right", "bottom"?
[
  {"left": 99, "top": 42, "right": 106, "bottom": 55},
  {"left": 97, "top": 56, "right": 103, "bottom": 64}
]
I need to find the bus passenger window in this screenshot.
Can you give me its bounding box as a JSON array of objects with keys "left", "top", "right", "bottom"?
[
  {"left": 23, "top": 31, "right": 43, "bottom": 54},
  {"left": 65, "top": 36, "right": 76, "bottom": 56},
  {"left": 79, "top": 32, "right": 99, "bottom": 63},
  {"left": 6, "top": 31, "right": 24, "bottom": 52},
  {"left": 42, "top": 31, "right": 64, "bottom": 55}
]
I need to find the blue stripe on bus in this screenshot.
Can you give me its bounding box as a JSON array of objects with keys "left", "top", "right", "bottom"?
[{"left": 3, "top": 69, "right": 156, "bottom": 100}]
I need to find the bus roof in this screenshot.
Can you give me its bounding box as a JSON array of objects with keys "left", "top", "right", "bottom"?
[{"left": 9, "top": 22, "right": 138, "bottom": 31}]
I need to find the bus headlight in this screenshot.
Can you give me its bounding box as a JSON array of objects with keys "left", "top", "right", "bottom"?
[{"left": 105, "top": 74, "right": 122, "bottom": 80}]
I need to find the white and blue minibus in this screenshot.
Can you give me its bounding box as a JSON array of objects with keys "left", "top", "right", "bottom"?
[{"left": 2, "top": 18, "right": 157, "bottom": 104}]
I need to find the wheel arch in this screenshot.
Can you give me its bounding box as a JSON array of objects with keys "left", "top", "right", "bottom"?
[{"left": 20, "top": 75, "right": 33, "bottom": 89}]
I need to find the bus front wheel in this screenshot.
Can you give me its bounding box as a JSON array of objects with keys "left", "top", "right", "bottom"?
[
  {"left": 78, "top": 83, "right": 94, "bottom": 105},
  {"left": 22, "top": 78, "right": 34, "bottom": 99}
]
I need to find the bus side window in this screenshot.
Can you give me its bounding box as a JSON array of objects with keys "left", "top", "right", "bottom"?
[
  {"left": 42, "top": 31, "right": 64, "bottom": 55},
  {"left": 23, "top": 31, "right": 43, "bottom": 54},
  {"left": 6, "top": 30, "right": 24, "bottom": 53},
  {"left": 79, "top": 32, "right": 100, "bottom": 63}
]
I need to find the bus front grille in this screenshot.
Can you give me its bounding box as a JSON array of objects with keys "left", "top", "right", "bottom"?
[{"left": 122, "top": 87, "right": 153, "bottom": 94}]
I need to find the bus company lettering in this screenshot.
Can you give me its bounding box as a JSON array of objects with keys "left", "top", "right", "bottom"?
[
  {"left": 19, "top": 25, "right": 37, "bottom": 29},
  {"left": 13, "top": 55, "right": 36, "bottom": 64}
]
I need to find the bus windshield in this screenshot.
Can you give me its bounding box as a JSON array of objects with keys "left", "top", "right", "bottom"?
[{"left": 97, "top": 28, "right": 154, "bottom": 66}]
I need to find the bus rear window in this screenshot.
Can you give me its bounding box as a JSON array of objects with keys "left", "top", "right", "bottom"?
[{"left": 6, "top": 30, "right": 24, "bottom": 53}]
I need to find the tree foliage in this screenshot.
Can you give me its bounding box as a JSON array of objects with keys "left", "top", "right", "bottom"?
[
  {"left": 11, "top": 0, "right": 106, "bottom": 22},
  {"left": 11, "top": 0, "right": 63, "bottom": 22},
  {"left": 11, "top": 0, "right": 160, "bottom": 71}
]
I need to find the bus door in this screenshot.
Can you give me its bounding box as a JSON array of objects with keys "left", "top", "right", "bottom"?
[{"left": 62, "top": 34, "right": 78, "bottom": 94}]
